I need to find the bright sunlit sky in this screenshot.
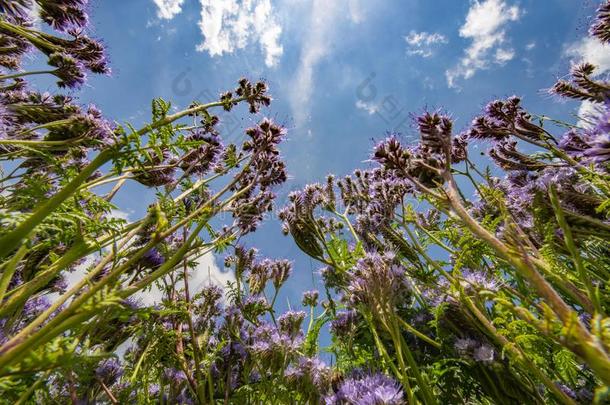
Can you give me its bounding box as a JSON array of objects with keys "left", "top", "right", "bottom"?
[{"left": 31, "top": 0, "right": 610, "bottom": 324}]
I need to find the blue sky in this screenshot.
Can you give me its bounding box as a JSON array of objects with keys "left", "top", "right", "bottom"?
[{"left": 37, "top": 0, "right": 609, "bottom": 331}]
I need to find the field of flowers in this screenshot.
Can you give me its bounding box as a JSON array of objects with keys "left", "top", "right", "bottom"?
[{"left": 0, "top": 1, "right": 610, "bottom": 404}]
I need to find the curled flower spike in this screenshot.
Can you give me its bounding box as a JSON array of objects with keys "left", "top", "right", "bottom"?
[
  {"left": 302, "top": 289, "right": 319, "bottom": 307},
  {"left": 38, "top": 0, "right": 89, "bottom": 32},
  {"left": 278, "top": 310, "right": 306, "bottom": 338},
  {"left": 48, "top": 52, "right": 85, "bottom": 88},
  {"left": 133, "top": 150, "right": 176, "bottom": 187},
  {"left": 417, "top": 111, "right": 452, "bottom": 153},
  {"left": 585, "top": 133, "right": 610, "bottom": 163},
  {"left": 591, "top": 0, "right": 610, "bottom": 44},
  {"left": 330, "top": 310, "right": 358, "bottom": 337},
  {"left": 552, "top": 63, "right": 610, "bottom": 103},
  {"left": 0, "top": 0, "right": 34, "bottom": 22},
  {"left": 235, "top": 78, "right": 271, "bottom": 113},
  {"left": 373, "top": 135, "right": 411, "bottom": 171}
]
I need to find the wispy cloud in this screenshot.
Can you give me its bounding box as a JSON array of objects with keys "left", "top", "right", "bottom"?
[
  {"left": 196, "top": 0, "right": 283, "bottom": 68},
  {"left": 290, "top": 0, "right": 363, "bottom": 127},
  {"left": 290, "top": 0, "right": 342, "bottom": 127},
  {"left": 355, "top": 99, "right": 379, "bottom": 115},
  {"left": 405, "top": 31, "right": 448, "bottom": 58},
  {"left": 446, "top": 0, "right": 521, "bottom": 88},
  {"left": 153, "top": 0, "right": 186, "bottom": 20}
]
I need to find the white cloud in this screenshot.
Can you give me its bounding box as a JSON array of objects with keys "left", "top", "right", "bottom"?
[
  {"left": 525, "top": 41, "right": 536, "bottom": 50},
  {"left": 151, "top": 0, "right": 283, "bottom": 67},
  {"left": 564, "top": 37, "right": 610, "bottom": 127},
  {"left": 110, "top": 209, "right": 131, "bottom": 221},
  {"left": 134, "top": 253, "right": 235, "bottom": 306},
  {"left": 405, "top": 31, "right": 448, "bottom": 58},
  {"left": 191, "top": 253, "right": 235, "bottom": 293},
  {"left": 565, "top": 37, "right": 610, "bottom": 75},
  {"left": 153, "top": 0, "right": 186, "bottom": 19},
  {"left": 355, "top": 100, "right": 379, "bottom": 115},
  {"left": 446, "top": 0, "right": 521, "bottom": 88},
  {"left": 494, "top": 48, "right": 515, "bottom": 63},
  {"left": 196, "top": 0, "right": 283, "bottom": 68},
  {"left": 577, "top": 101, "right": 603, "bottom": 128}
]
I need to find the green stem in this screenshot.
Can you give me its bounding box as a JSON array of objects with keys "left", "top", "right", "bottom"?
[
  {"left": 0, "top": 70, "right": 55, "bottom": 80},
  {"left": 0, "top": 244, "right": 28, "bottom": 303},
  {"left": 0, "top": 149, "right": 113, "bottom": 258},
  {"left": 15, "top": 370, "right": 50, "bottom": 405},
  {"left": 549, "top": 185, "right": 602, "bottom": 315}
]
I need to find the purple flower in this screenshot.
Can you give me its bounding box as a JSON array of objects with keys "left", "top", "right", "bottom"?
[
  {"left": 249, "top": 321, "right": 303, "bottom": 361},
  {"left": 555, "top": 383, "right": 577, "bottom": 400},
  {"left": 278, "top": 310, "right": 306, "bottom": 338},
  {"left": 330, "top": 310, "right": 358, "bottom": 337},
  {"left": 270, "top": 259, "right": 292, "bottom": 289},
  {"left": 95, "top": 358, "right": 123, "bottom": 386},
  {"left": 346, "top": 252, "right": 411, "bottom": 309},
  {"left": 228, "top": 118, "right": 286, "bottom": 234},
  {"left": 139, "top": 247, "right": 165, "bottom": 269},
  {"left": 558, "top": 130, "right": 589, "bottom": 157},
  {"left": 180, "top": 130, "right": 224, "bottom": 175},
  {"left": 326, "top": 371, "right": 404, "bottom": 405},
  {"left": 302, "top": 290, "right": 319, "bottom": 307},
  {"left": 163, "top": 368, "right": 187, "bottom": 384},
  {"left": 133, "top": 150, "right": 177, "bottom": 187},
  {"left": 584, "top": 133, "right": 610, "bottom": 164},
  {"left": 23, "top": 295, "right": 51, "bottom": 319},
  {"left": 590, "top": 1, "right": 610, "bottom": 43},
  {"left": 459, "top": 269, "right": 500, "bottom": 293},
  {"left": 148, "top": 383, "right": 160, "bottom": 397},
  {"left": 38, "top": 0, "right": 89, "bottom": 32},
  {"left": 241, "top": 295, "right": 268, "bottom": 318},
  {"left": 467, "top": 97, "right": 543, "bottom": 144},
  {"left": 48, "top": 52, "right": 86, "bottom": 89},
  {"left": 417, "top": 111, "right": 452, "bottom": 153},
  {"left": 0, "top": 0, "right": 33, "bottom": 22},
  {"left": 473, "top": 344, "right": 495, "bottom": 364}
]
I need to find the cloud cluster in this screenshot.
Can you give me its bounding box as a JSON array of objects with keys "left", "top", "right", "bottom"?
[
  {"left": 153, "top": 0, "right": 186, "bottom": 20},
  {"left": 446, "top": 0, "right": 521, "bottom": 88},
  {"left": 405, "top": 31, "right": 448, "bottom": 58},
  {"left": 565, "top": 37, "right": 610, "bottom": 75},
  {"left": 151, "top": 0, "right": 283, "bottom": 68},
  {"left": 196, "top": 0, "right": 283, "bottom": 68}
]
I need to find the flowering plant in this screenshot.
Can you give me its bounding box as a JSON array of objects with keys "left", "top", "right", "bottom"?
[
  {"left": 1, "top": 1, "right": 610, "bottom": 404},
  {"left": 279, "top": 3, "right": 610, "bottom": 404}
]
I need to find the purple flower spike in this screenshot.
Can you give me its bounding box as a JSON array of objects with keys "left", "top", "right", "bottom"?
[
  {"left": 590, "top": 1, "right": 610, "bottom": 43},
  {"left": 38, "top": 0, "right": 89, "bottom": 32},
  {"left": 302, "top": 289, "right": 319, "bottom": 307}
]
